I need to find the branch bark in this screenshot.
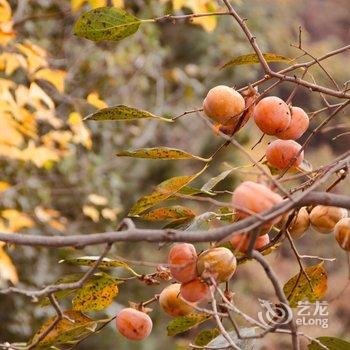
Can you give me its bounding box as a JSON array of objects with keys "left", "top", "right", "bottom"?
[{"left": 0, "top": 191, "right": 349, "bottom": 248}]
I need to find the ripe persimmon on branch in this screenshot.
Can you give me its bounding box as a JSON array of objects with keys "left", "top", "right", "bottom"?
[{"left": 1, "top": 1, "right": 350, "bottom": 350}]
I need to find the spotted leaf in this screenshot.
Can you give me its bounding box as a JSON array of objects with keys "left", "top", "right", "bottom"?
[
  {"left": 84, "top": 105, "right": 172, "bottom": 122},
  {"left": 167, "top": 313, "right": 211, "bottom": 336},
  {"left": 283, "top": 262, "right": 327, "bottom": 308},
  {"left": 73, "top": 7, "right": 141, "bottom": 42},
  {"left": 72, "top": 273, "right": 119, "bottom": 311},
  {"left": 117, "top": 147, "right": 209, "bottom": 161}
]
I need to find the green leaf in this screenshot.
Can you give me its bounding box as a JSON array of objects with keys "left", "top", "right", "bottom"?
[
  {"left": 29, "top": 310, "right": 96, "bottom": 348},
  {"left": 194, "top": 328, "right": 220, "bottom": 346},
  {"left": 178, "top": 186, "right": 209, "bottom": 195},
  {"left": 140, "top": 206, "right": 195, "bottom": 221},
  {"left": 167, "top": 313, "right": 211, "bottom": 336},
  {"left": 60, "top": 256, "right": 140, "bottom": 276},
  {"left": 308, "top": 337, "right": 350, "bottom": 350},
  {"left": 217, "top": 207, "right": 235, "bottom": 223},
  {"left": 208, "top": 327, "right": 257, "bottom": 349},
  {"left": 283, "top": 262, "right": 327, "bottom": 308},
  {"left": 84, "top": 105, "right": 172, "bottom": 122},
  {"left": 162, "top": 218, "right": 193, "bottom": 229},
  {"left": 168, "top": 185, "right": 215, "bottom": 199},
  {"left": 72, "top": 273, "right": 119, "bottom": 312},
  {"left": 73, "top": 7, "right": 141, "bottom": 42},
  {"left": 117, "top": 147, "right": 209, "bottom": 161},
  {"left": 129, "top": 166, "right": 207, "bottom": 216},
  {"left": 221, "top": 53, "right": 292, "bottom": 69},
  {"left": 201, "top": 169, "right": 232, "bottom": 192},
  {"left": 163, "top": 185, "right": 212, "bottom": 203}
]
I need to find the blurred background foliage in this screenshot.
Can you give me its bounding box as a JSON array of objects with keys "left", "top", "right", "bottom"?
[{"left": 0, "top": 0, "right": 349, "bottom": 348}]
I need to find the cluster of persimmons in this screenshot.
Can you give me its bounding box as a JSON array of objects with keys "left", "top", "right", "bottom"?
[{"left": 114, "top": 86, "right": 350, "bottom": 342}]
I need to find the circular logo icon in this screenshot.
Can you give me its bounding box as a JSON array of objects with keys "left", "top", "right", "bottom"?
[{"left": 257, "top": 299, "right": 293, "bottom": 326}]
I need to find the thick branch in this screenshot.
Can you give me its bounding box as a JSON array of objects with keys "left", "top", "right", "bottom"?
[{"left": 0, "top": 191, "right": 349, "bottom": 248}]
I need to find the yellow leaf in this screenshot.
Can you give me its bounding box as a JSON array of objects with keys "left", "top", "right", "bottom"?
[
  {"left": 112, "top": 0, "right": 124, "bottom": 7},
  {"left": 173, "top": 0, "right": 186, "bottom": 11},
  {"left": 117, "top": 147, "right": 209, "bottom": 161},
  {"left": 34, "top": 68, "right": 66, "bottom": 93},
  {"left": 0, "top": 219, "right": 11, "bottom": 247},
  {"left": 68, "top": 111, "right": 82, "bottom": 125},
  {"left": 29, "top": 310, "right": 94, "bottom": 347},
  {"left": 0, "top": 52, "right": 26, "bottom": 75},
  {"left": 35, "top": 206, "right": 67, "bottom": 232},
  {"left": 47, "top": 219, "right": 66, "bottom": 232},
  {"left": 0, "top": 0, "right": 11, "bottom": 23},
  {"left": 71, "top": 0, "right": 108, "bottom": 12},
  {"left": 16, "top": 42, "right": 47, "bottom": 73},
  {"left": 83, "top": 205, "right": 99, "bottom": 222},
  {"left": 0, "top": 144, "right": 21, "bottom": 161},
  {"left": 88, "top": 0, "right": 107, "bottom": 8},
  {"left": 283, "top": 262, "right": 328, "bottom": 308},
  {"left": 0, "top": 112, "right": 24, "bottom": 146},
  {"left": 72, "top": 273, "right": 119, "bottom": 311},
  {"left": 29, "top": 82, "right": 54, "bottom": 110},
  {"left": 88, "top": 193, "right": 108, "bottom": 206},
  {"left": 0, "top": 18, "right": 15, "bottom": 46},
  {"left": 0, "top": 248, "right": 18, "bottom": 285},
  {"left": 42, "top": 130, "right": 73, "bottom": 154},
  {"left": 15, "top": 107, "right": 37, "bottom": 139},
  {"left": 71, "top": 0, "right": 86, "bottom": 12},
  {"left": 21, "top": 141, "right": 60, "bottom": 168},
  {"left": 13, "top": 84, "right": 29, "bottom": 107},
  {"left": 36, "top": 110, "right": 63, "bottom": 129},
  {"left": 1, "top": 209, "right": 34, "bottom": 231},
  {"left": 35, "top": 206, "right": 60, "bottom": 222},
  {"left": 193, "top": 12, "right": 216, "bottom": 32},
  {"left": 87, "top": 91, "right": 108, "bottom": 109},
  {"left": 0, "top": 181, "right": 10, "bottom": 192},
  {"left": 129, "top": 166, "right": 207, "bottom": 215},
  {"left": 140, "top": 205, "right": 195, "bottom": 221},
  {"left": 221, "top": 53, "right": 292, "bottom": 69},
  {"left": 172, "top": 0, "right": 218, "bottom": 32},
  {"left": 68, "top": 112, "right": 92, "bottom": 149},
  {"left": 0, "top": 77, "right": 15, "bottom": 91},
  {"left": 101, "top": 208, "right": 118, "bottom": 221}
]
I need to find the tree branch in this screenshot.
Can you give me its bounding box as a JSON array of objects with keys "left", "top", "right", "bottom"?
[{"left": 0, "top": 191, "right": 349, "bottom": 248}]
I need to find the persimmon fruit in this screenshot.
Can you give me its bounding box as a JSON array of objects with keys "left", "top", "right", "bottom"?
[
  {"left": 266, "top": 139, "right": 304, "bottom": 169},
  {"left": 116, "top": 308, "right": 152, "bottom": 341},
  {"left": 288, "top": 207, "right": 310, "bottom": 239},
  {"left": 159, "top": 283, "right": 194, "bottom": 317},
  {"left": 334, "top": 218, "right": 350, "bottom": 251},
  {"left": 310, "top": 205, "right": 348, "bottom": 234},
  {"left": 254, "top": 96, "right": 291, "bottom": 135},
  {"left": 276, "top": 106, "right": 309, "bottom": 140},
  {"left": 180, "top": 277, "right": 210, "bottom": 303},
  {"left": 203, "top": 85, "right": 245, "bottom": 125},
  {"left": 197, "top": 247, "right": 237, "bottom": 283},
  {"left": 168, "top": 243, "right": 198, "bottom": 283},
  {"left": 232, "top": 181, "right": 283, "bottom": 225},
  {"left": 230, "top": 233, "right": 270, "bottom": 253}
]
